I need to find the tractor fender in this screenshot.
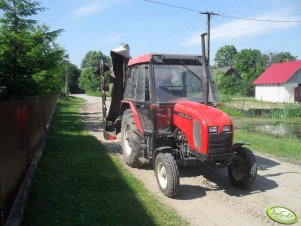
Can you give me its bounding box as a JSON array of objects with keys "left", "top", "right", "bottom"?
[
  {"left": 120, "top": 101, "right": 143, "bottom": 135},
  {"left": 232, "top": 143, "right": 248, "bottom": 151},
  {"left": 153, "top": 146, "right": 173, "bottom": 168}
]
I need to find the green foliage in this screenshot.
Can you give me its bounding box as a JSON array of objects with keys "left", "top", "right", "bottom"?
[
  {"left": 262, "top": 52, "right": 297, "bottom": 67},
  {"left": 0, "top": 0, "right": 65, "bottom": 100},
  {"left": 271, "top": 104, "right": 301, "bottom": 118},
  {"left": 79, "top": 50, "right": 111, "bottom": 95},
  {"left": 231, "top": 49, "right": 265, "bottom": 96},
  {"left": 79, "top": 68, "right": 101, "bottom": 93},
  {"left": 214, "top": 45, "right": 237, "bottom": 68},
  {"left": 219, "top": 105, "right": 243, "bottom": 117},
  {"left": 216, "top": 71, "right": 241, "bottom": 95},
  {"left": 81, "top": 51, "right": 111, "bottom": 69},
  {"left": 66, "top": 62, "right": 82, "bottom": 94}
]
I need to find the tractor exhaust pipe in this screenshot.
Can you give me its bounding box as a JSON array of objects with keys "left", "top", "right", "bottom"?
[{"left": 201, "top": 33, "right": 209, "bottom": 105}]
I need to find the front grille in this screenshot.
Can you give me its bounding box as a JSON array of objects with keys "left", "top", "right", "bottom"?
[{"left": 208, "top": 133, "right": 232, "bottom": 154}]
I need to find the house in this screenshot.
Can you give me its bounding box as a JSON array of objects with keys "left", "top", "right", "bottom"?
[
  {"left": 215, "top": 66, "right": 239, "bottom": 78},
  {"left": 253, "top": 60, "right": 301, "bottom": 103}
]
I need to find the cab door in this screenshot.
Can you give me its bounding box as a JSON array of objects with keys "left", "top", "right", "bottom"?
[{"left": 134, "top": 64, "right": 153, "bottom": 133}]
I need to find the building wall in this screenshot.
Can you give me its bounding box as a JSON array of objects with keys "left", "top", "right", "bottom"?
[
  {"left": 255, "top": 69, "right": 301, "bottom": 103},
  {"left": 287, "top": 69, "right": 301, "bottom": 83},
  {"left": 255, "top": 84, "right": 296, "bottom": 103}
]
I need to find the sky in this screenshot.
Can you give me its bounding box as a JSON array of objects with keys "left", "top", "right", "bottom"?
[{"left": 34, "top": 0, "right": 301, "bottom": 67}]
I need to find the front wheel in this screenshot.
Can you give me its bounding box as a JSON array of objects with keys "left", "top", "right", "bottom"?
[
  {"left": 228, "top": 146, "right": 257, "bottom": 189},
  {"left": 155, "top": 153, "right": 179, "bottom": 198}
]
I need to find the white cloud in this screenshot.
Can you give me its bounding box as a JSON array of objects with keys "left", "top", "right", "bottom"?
[
  {"left": 182, "top": 8, "right": 301, "bottom": 46},
  {"left": 71, "top": 0, "right": 127, "bottom": 18}
]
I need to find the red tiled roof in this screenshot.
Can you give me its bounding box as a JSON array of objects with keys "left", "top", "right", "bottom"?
[{"left": 253, "top": 60, "right": 301, "bottom": 85}]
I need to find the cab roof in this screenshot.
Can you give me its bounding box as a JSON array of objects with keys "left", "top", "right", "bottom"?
[{"left": 127, "top": 53, "right": 203, "bottom": 67}]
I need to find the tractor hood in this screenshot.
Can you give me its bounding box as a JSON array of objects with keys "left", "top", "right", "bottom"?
[
  {"left": 173, "top": 101, "right": 233, "bottom": 153},
  {"left": 106, "top": 44, "right": 131, "bottom": 123},
  {"left": 174, "top": 101, "right": 232, "bottom": 131}
]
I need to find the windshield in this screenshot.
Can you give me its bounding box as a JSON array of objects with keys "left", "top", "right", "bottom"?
[{"left": 154, "top": 64, "right": 216, "bottom": 103}]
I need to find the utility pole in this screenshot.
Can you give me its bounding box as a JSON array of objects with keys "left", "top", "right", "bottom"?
[
  {"left": 65, "top": 60, "right": 69, "bottom": 100},
  {"left": 201, "top": 12, "right": 218, "bottom": 65}
]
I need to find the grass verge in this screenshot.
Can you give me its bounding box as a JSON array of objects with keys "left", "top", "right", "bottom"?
[
  {"left": 23, "top": 97, "right": 187, "bottom": 226},
  {"left": 234, "top": 130, "right": 301, "bottom": 162}
]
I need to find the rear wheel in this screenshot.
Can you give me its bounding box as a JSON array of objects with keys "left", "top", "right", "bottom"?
[
  {"left": 228, "top": 147, "right": 257, "bottom": 189},
  {"left": 121, "top": 109, "right": 144, "bottom": 168},
  {"left": 155, "top": 153, "right": 179, "bottom": 198}
]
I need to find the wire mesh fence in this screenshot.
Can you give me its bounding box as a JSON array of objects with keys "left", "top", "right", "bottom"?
[{"left": 0, "top": 94, "right": 57, "bottom": 225}]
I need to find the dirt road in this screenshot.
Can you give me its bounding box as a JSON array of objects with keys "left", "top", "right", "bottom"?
[{"left": 73, "top": 94, "right": 301, "bottom": 226}]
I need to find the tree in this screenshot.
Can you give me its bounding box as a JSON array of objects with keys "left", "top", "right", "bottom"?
[
  {"left": 67, "top": 63, "right": 82, "bottom": 94},
  {"left": 262, "top": 52, "right": 297, "bottom": 68},
  {"left": 79, "top": 50, "right": 111, "bottom": 95},
  {"left": 79, "top": 68, "right": 101, "bottom": 94},
  {"left": 214, "top": 45, "right": 237, "bottom": 68},
  {"left": 0, "top": 0, "right": 65, "bottom": 100},
  {"left": 81, "top": 51, "right": 111, "bottom": 69},
  {"left": 232, "top": 49, "right": 265, "bottom": 96},
  {"left": 216, "top": 71, "right": 241, "bottom": 95}
]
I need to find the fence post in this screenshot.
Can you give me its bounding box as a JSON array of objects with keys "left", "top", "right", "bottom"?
[
  {"left": 42, "top": 96, "right": 46, "bottom": 132},
  {"left": 0, "top": 178, "right": 3, "bottom": 226},
  {"left": 20, "top": 99, "right": 26, "bottom": 184}
]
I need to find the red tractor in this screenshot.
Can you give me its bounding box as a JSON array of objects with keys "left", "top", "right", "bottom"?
[{"left": 98, "top": 41, "right": 257, "bottom": 198}]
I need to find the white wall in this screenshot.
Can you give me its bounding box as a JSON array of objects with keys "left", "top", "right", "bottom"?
[{"left": 255, "top": 84, "right": 295, "bottom": 103}]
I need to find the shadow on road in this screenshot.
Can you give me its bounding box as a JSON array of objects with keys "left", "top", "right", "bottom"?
[
  {"left": 175, "top": 154, "right": 280, "bottom": 200},
  {"left": 255, "top": 155, "right": 280, "bottom": 171},
  {"left": 176, "top": 185, "right": 209, "bottom": 200}
]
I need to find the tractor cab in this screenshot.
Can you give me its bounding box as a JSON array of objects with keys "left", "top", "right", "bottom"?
[{"left": 102, "top": 50, "right": 219, "bottom": 138}]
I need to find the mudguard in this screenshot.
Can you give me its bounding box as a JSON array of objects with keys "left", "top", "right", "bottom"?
[{"left": 121, "top": 101, "right": 143, "bottom": 135}]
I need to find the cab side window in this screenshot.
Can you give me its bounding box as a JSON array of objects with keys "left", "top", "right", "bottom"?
[
  {"left": 136, "top": 65, "right": 150, "bottom": 102},
  {"left": 125, "top": 64, "right": 149, "bottom": 101},
  {"left": 124, "top": 67, "right": 138, "bottom": 100}
]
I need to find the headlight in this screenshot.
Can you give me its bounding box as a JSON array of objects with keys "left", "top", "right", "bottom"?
[
  {"left": 208, "top": 126, "right": 218, "bottom": 133},
  {"left": 223, "top": 125, "right": 231, "bottom": 132}
]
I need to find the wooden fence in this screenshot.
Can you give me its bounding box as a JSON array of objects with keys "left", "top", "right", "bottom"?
[{"left": 0, "top": 94, "right": 57, "bottom": 225}]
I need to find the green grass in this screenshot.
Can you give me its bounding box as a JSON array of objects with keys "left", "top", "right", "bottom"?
[
  {"left": 221, "top": 104, "right": 301, "bottom": 162},
  {"left": 218, "top": 105, "right": 244, "bottom": 117},
  {"left": 23, "top": 97, "right": 187, "bottom": 226},
  {"left": 234, "top": 130, "right": 301, "bottom": 162},
  {"left": 232, "top": 116, "right": 301, "bottom": 162},
  {"left": 86, "top": 90, "right": 101, "bottom": 97}
]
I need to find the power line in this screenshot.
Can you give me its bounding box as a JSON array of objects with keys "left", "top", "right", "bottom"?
[
  {"left": 219, "top": 14, "right": 301, "bottom": 23},
  {"left": 141, "top": 13, "right": 200, "bottom": 52},
  {"left": 144, "top": 0, "right": 301, "bottom": 23},
  {"left": 144, "top": 0, "right": 204, "bottom": 14}
]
